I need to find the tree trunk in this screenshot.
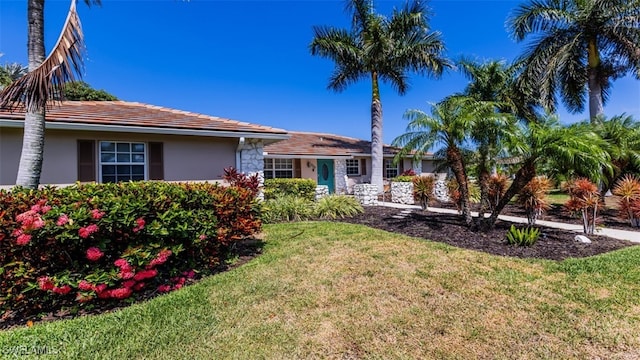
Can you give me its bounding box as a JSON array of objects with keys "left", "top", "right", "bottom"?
[
  {"left": 370, "top": 71, "right": 384, "bottom": 193},
  {"left": 476, "top": 149, "right": 490, "bottom": 218},
  {"left": 16, "top": 0, "right": 46, "bottom": 189},
  {"left": 481, "top": 159, "right": 536, "bottom": 230},
  {"left": 447, "top": 146, "right": 472, "bottom": 226},
  {"left": 587, "top": 38, "right": 604, "bottom": 123}
]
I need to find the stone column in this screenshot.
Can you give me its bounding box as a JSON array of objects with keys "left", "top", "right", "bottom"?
[
  {"left": 334, "top": 159, "right": 347, "bottom": 194},
  {"left": 353, "top": 184, "right": 379, "bottom": 206},
  {"left": 391, "top": 182, "right": 414, "bottom": 204},
  {"left": 240, "top": 139, "right": 264, "bottom": 200}
]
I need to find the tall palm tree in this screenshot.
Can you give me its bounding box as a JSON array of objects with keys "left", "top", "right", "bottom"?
[
  {"left": 393, "top": 97, "right": 480, "bottom": 225},
  {"left": 482, "top": 116, "right": 610, "bottom": 229},
  {"left": 508, "top": 0, "right": 640, "bottom": 123},
  {"left": 310, "top": 0, "right": 450, "bottom": 192},
  {"left": 0, "top": 0, "right": 97, "bottom": 189}
]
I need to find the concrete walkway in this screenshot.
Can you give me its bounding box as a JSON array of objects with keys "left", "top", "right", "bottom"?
[{"left": 378, "top": 201, "right": 640, "bottom": 243}]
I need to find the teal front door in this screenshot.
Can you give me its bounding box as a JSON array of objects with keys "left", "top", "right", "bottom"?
[{"left": 316, "top": 159, "right": 335, "bottom": 193}]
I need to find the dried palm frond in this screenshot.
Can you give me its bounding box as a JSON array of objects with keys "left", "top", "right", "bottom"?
[{"left": 0, "top": 0, "right": 85, "bottom": 112}]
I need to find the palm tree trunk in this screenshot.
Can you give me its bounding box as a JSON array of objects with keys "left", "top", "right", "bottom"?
[
  {"left": 16, "top": 0, "right": 46, "bottom": 189},
  {"left": 447, "top": 147, "right": 472, "bottom": 225},
  {"left": 482, "top": 159, "right": 536, "bottom": 230},
  {"left": 370, "top": 71, "right": 384, "bottom": 193},
  {"left": 587, "top": 39, "right": 604, "bottom": 123},
  {"left": 477, "top": 148, "right": 490, "bottom": 218}
]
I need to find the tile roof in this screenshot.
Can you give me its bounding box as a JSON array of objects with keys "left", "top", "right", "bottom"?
[
  {"left": 0, "top": 101, "right": 288, "bottom": 136},
  {"left": 264, "top": 131, "right": 418, "bottom": 157}
]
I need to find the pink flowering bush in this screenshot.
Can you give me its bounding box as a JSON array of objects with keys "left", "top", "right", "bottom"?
[{"left": 0, "top": 170, "right": 261, "bottom": 326}]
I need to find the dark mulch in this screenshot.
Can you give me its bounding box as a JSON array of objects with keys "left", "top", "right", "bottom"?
[{"left": 338, "top": 206, "right": 638, "bottom": 261}]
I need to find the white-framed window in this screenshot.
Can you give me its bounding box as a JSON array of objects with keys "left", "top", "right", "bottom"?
[
  {"left": 99, "top": 141, "right": 146, "bottom": 183},
  {"left": 384, "top": 159, "right": 399, "bottom": 179},
  {"left": 264, "top": 158, "right": 293, "bottom": 179},
  {"left": 346, "top": 159, "right": 360, "bottom": 176}
]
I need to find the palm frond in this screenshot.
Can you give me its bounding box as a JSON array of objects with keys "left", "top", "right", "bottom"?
[{"left": 0, "top": 0, "right": 85, "bottom": 111}]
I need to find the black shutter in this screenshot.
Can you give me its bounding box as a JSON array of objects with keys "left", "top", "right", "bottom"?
[
  {"left": 360, "top": 159, "right": 366, "bottom": 175},
  {"left": 294, "top": 159, "right": 302, "bottom": 178},
  {"left": 77, "top": 140, "right": 96, "bottom": 182},
  {"left": 148, "top": 142, "right": 164, "bottom": 180}
]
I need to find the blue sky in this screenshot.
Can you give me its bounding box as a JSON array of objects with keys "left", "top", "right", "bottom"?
[{"left": 1, "top": 0, "right": 639, "bottom": 144}]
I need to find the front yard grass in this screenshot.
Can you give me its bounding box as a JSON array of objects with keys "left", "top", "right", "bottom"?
[{"left": 1, "top": 221, "right": 639, "bottom": 359}]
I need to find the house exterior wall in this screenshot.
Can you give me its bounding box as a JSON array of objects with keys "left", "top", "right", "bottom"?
[
  {"left": 0, "top": 128, "right": 238, "bottom": 185},
  {"left": 300, "top": 159, "right": 317, "bottom": 180}
]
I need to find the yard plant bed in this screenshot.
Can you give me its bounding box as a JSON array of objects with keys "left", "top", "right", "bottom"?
[{"left": 339, "top": 206, "right": 637, "bottom": 260}]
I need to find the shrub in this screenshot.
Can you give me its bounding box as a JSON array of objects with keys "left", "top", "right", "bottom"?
[
  {"left": 261, "top": 195, "right": 314, "bottom": 223},
  {"left": 314, "top": 195, "right": 364, "bottom": 219},
  {"left": 516, "top": 176, "right": 552, "bottom": 225},
  {"left": 412, "top": 175, "right": 435, "bottom": 210},
  {"left": 0, "top": 170, "right": 261, "bottom": 325},
  {"left": 446, "top": 178, "right": 480, "bottom": 212},
  {"left": 505, "top": 225, "right": 540, "bottom": 246},
  {"left": 399, "top": 169, "right": 417, "bottom": 176},
  {"left": 264, "top": 178, "right": 316, "bottom": 201},
  {"left": 564, "top": 178, "right": 601, "bottom": 235},
  {"left": 391, "top": 175, "right": 414, "bottom": 183},
  {"left": 612, "top": 174, "right": 640, "bottom": 227},
  {"left": 487, "top": 174, "right": 510, "bottom": 212}
]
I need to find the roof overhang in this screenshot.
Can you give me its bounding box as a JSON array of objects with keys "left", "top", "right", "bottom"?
[
  {"left": 0, "top": 119, "right": 290, "bottom": 141},
  {"left": 263, "top": 153, "right": 351, "bottom": 160}
]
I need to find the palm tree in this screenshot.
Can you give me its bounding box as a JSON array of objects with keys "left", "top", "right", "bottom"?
[
  {"left": 595, "top": 114, "right": 640, "bottom": 195},
  {"left": 482, "top": 116, "right": 610, "bottom": 229},
  {"left": 508, "top": 0, "right": 640, "bottom": 123},
  {"left": 310, "top": 0, "right": 450, "bottom": 192},
  {"left": 0, "top": 61, "right": 28, "bottom": 89},
  {"left": 0, "top": 0, "right": 98, "bottom": 189},
  {"left": 392, "top": 97, "right": 480, "bottom": 225}
]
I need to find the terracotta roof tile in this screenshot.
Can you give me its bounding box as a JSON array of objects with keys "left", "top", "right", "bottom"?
[
  {"left": 264, "top": 131, "right": 416, "bottom": 157},
  {"left": 0, "top": 101, "right": 288, "bottom": 135}
]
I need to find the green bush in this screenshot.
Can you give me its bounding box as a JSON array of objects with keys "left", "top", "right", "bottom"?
[
  {"left": 314, "top": 195, "right": 364, "bottom": 219},
  {"left": 0, "top": 170, "right": 261, "bottom": 325},
  {"left": 261, "top": 195, "right": 314, "bottom": 223},
  {"left": 264, "top": 178, "right": 316, "bottom": 201},
  {"left": 391, "top": 175, "right": 414, "bottom": 183},
  {"left": 505, "top": 225, "right": 540, "bottom": 246}
]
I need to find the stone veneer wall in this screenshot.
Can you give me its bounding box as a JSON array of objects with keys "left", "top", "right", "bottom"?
[
  {"left": 434, "top": 179, "right": 449, "bottom": 202},
  {"left": 334, "top": 159, "right": 347, "bottom": 194},
  {"left": 353, "top": 184, "right": 379, "bottom": 206},
  {"left": 240, "top": 139, "right": 264, "bottom": 199},
  {"left": 315, "top": 185, "right": 329, "bottom": 200},
  {"left": 391, "top": 182, "right": 414, "bottom": 204}
]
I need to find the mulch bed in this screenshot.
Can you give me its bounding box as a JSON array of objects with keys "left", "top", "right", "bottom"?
[{"left": 338, "top": 206, "right": 638, "bottom": 261}]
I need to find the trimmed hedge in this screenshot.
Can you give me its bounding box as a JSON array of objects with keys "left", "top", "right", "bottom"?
[
  {"left": 264, "top": 178, "right": 316, "bottom": 201},
  {"left": 0, "top": 168, "right": 261, "bottom": 325}
]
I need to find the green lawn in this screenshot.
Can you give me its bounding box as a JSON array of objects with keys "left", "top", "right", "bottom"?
[{"left": 2, "top": 222, "right": 640, "bottom": 359}]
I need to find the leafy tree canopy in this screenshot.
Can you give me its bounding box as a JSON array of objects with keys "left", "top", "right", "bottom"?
[{"left": 62, "top": 81, "right": 117, "bottom": 101}]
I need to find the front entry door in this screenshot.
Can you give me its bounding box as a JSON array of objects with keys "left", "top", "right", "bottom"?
[{"left": 316, "top": 159, "right": 335, "bottom": 193}]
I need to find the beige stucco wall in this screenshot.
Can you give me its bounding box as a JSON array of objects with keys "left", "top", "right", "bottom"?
[
  {"left": 0, "top": 128, "right": 238, "bottom": 185},
  {"left": 300, "top": 159, "right": 317, "bottom": 181}
]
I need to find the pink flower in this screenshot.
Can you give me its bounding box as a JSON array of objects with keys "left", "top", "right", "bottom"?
[
  {"left": 157, "top": 285, "right": 171, "bottom": 293},
  {"left": 148, "top": 249, "right": 172, "bottom": 267},
  {"left": 56, "top": 214, "right": 69, "bottom": 226},
  {"left": 133, "top": 282, "right": 145, "bottom": 291},
  {"left": 52, "top": 285, "right": 72, "bottom": 295},
  {"left": 110, "top": 287, "right": 132, "bottom": 299},
  {"left": 132, "top": 217, "right": 145, "bottom": 233},
  {"left": 16, "top": 233, "right": 32, "bottom": 246},
  {"left": 38, "top": 277, "right": 55, "bottom": 291},
  {"left": 40, "top": 205, "right": 52, "bottom": 214},
  {"left": 94, "top": 283, "right": 108, "bottom": 294},
  {"left": 30, "top": 204, "right": 41, "bottom": 213},
  {"left": 85, "top": 247, "right": 104, "bottom": 261},
  {"left": 32, "top": 218, "right": 45, "bottom": 230},
  {"left": 78, "top": 224, "right": 99, "bottom": 239},
  {"left": 182, "top": 270, "right": 196, "bottom": 279},
  {"left": 133, "top": 269, "right": 157, "bottom": 281},
  {"left": 97, "top": 290, "right": 111, "bottom": 299},
  {"left": 173, "top": 284, "right": 183, "bottom": 290},
  {"left": 199, "top": 234, "right": 207, "bottom": 241},
  {"left": 78, "top": 280, "right": 94, "bottom": 291},
  {"left": 114, "top": 258, "right": 129, "bottom": 268},
  {"left": 91, "top": 209, "right": 105, "bottom": 220},
  {"left": 123, "top": 280, "right": 136, "bottom": 289},
  {"left": 120, "top": 271, "right": 135, "bottom": 280}
]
